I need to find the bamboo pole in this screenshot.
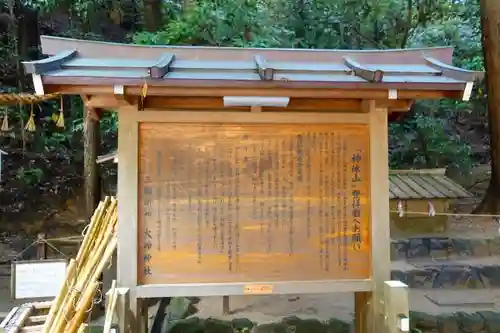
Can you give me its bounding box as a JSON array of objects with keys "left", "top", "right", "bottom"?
[
  {"left": 64, "top": 281, "right": 100, "bottom": 333},
  {"left": 41, "top": 259, "right": 77, "bottom": 333},
  {"left": 54, "top": 217, "right": 116, "bottom": 331},
  {"left": 76, "top": 199, "right": 106, "bottom": 269},
  {"left": 77, "top": 323, "right": 87, "bottom": 333},
  {"left": 63, "top": 237, "right": 117, "bottom": 333},
  {"left": 40, "top": 197, "right": 118, "bottom": 333}
]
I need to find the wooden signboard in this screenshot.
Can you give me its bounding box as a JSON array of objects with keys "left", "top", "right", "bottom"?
[{"left": 138, "top": 123, "right": 370, "bottom": 285}]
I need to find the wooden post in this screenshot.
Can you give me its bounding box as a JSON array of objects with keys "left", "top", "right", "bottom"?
[
  {"left": 384, "top": 281, "right": 409, "bottom": 333},
  {"left": 355, "top": 291, "right": 371, "bottom": 333},
  {"left": 36, "top": 233, "right": 47, "bottom": 260},
  {"left": 106, "top": 287, "right": 130, "bottom": 333},
  {"left": 354, "top": 101, "right": 391, "bottom": 333},
  {"left": 222, "top": 296, "right": 230, "bottom": 315},
  {"left": 117, "top": 106, "right": 139, "bottom": 332}
]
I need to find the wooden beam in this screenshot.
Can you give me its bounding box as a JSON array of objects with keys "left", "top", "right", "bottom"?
[
  {"left": 81, "top": 95, "right": 414, "bottom": 113},
  {"left": 84, "top": 95, "right": 133, "bottom": 109},
  {"left": 23, "top": 50, "right": 77, "bottom": 74},
  {"left": 344, "top": 57, "right": 384, "bottom": 83},
  {"left": 44, "top": 84, "right": 465, "bottom": 100},
  {"left": 149, "top": 53, "right": 175, "bottom": 79},
  {"left": 377, "top": 99, "right": 413, "bottom": 112}
]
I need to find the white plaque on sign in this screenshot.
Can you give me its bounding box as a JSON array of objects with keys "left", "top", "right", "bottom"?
[{"left": 11, "top": 260, "right": 67, "bottom": 299}]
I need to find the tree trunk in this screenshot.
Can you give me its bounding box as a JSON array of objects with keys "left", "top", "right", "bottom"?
[
  {"left": 143, "top": 0, "right": 163, "bottom": 32},
  {"left": 83, "top": 107, "right": 101, "bottom": 217},
  {"left": 83, "top": 107, "right": 103, "bottom": 316},
  {"left": 475, "top": 0, "right": 500, "bottom": 213}
]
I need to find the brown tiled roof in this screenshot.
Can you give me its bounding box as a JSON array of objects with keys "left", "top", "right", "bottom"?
[
  {"left": 21, "top": 36, "right": 481, "bottom": 94},
  {"left": 389, "top": 169, "right": 471, "bottom": 200}
]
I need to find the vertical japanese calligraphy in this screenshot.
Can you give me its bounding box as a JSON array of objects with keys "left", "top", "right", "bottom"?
[
  {"left": 318, "top": 136, "right": 324, "bottom": 270},
  {"left": 306, "top": 133, "right": 312, "bottom": 239},
  {"left": 142, "top": 157, "right": 153, "bottom": 277},
  {"left": 196, "top": 159, "right": 203, "bottom": 264},
  {"left": 351, "top": 150, "right": 363, "bottom": 252},
  {"left": 155, "top": 151, "right": 162, "bottom": 251},
  {"left": 138, "top": 123, "right": 370, "bottom": 285},
  {"left": 171, "top": 149, "right": 178, "bottom": 249},
  {"left": 266, "top": 140, "right": 273, "bottom": 253},
  {"left": 227, "top": 147, "right": 234, "bottom": 271},
  {"left": 288, "top": 136, "right": 295, "bottom": 256}
]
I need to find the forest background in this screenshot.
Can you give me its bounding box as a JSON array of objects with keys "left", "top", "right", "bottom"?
[{"left": 0, "top": 0, "right": 491, "bottom": 229}]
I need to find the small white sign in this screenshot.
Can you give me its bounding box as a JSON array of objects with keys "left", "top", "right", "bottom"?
[{"left": 12, "top": 260, "right": 67, "bottom": 299}]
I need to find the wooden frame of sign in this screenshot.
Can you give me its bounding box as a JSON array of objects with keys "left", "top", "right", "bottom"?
[
  {"left": 117, "top": 101, "right": 390, "bottom": 332},
  {"left": 11, "top": 259, "right": 68, "bottom": 300}
]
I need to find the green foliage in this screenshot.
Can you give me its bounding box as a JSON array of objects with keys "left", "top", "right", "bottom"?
[
  {"left": 131, "top": 0, "right": 484, "bottom": 174},
  {"left": 0, "top": 0, "right": 490, "bottom": 221},
  {"left": 133, "top": 0, "right": 284, "bottom": 47},
  {"left": 16, "top": 166, "right": 43, "bottom": 185}
]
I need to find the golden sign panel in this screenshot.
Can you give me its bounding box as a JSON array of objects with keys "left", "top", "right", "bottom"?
[{"left": 138, "top": 123, "right": 371, "bottom": 285}]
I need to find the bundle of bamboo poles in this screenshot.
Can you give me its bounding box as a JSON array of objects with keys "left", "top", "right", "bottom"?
[{"left": 41, "top": 196, "right": 118, "bottom": 333}]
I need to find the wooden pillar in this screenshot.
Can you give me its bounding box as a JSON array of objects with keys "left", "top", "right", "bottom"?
[
  {"left": 117, "top": 106, "right": 139, "bottom": 333},
  {"left": 355, "top": 101, "right": 391, "bottom": 333}
]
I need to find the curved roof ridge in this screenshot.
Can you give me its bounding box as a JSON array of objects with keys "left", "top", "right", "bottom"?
[
  {"left": 41, "top": 35, "right": 454, "bottom": 53},
  {"left": 40, "top": 36, "right": 455, "bottom": 65}
]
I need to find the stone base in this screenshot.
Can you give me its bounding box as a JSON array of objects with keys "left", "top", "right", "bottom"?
[
  {"left": 391, "top": 264, "right": 500, "bottom": 289},
  {"left": 411, "top": 311, "right": 500, "bottom": 333},
  {"left": 391, "top": 237, "right": 500, "bottom": 261},
  {"left": 166, "top": 316, "right": 350, "bottom": 333}
]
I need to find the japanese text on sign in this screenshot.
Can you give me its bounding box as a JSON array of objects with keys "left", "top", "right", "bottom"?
[{"left": 138, "top": 123, "right": 371, "bottom": 284}]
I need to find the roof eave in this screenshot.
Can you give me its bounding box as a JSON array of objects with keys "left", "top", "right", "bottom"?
[{"left": 31, "top": 77, "right": 472, "bottom": 101}]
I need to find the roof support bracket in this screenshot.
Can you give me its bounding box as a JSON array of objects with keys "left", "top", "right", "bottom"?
[
  {"left": 254, "top": 55, "right": 274, "bottom": 81},
  {"left": 149, "top": 53, "right": 175, "bottom": 79},
  {"left": 344, "top": 57, "right": 384, "bottom": 83}
]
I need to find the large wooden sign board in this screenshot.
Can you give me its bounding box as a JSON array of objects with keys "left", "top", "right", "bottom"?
[{"left": 138, "top": 123, "right": 371, "bottom": 285}]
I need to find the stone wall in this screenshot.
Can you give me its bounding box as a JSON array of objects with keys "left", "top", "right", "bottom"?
[
  {"left": 158, "top": 312, "right": 500, "bottom": 333},
  {"left": 165, "top": 316, "right": 350, "bottom": 333},
  {"left": 411, "top": 311, "right": 500, "bottom": 333},
  {"left": 392, "top": 237, "right": 500, "bottom": 260},
  {"left": 391, "top": 264, "right": 500, "bottom": 289}
]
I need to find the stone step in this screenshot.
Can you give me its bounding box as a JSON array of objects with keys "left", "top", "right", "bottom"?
[
  {"left": 391, "top": 257, "right": 500, "bottom": 289},
  {"left": 391, "top": 236, "right": 500, "bottom": 261}
]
